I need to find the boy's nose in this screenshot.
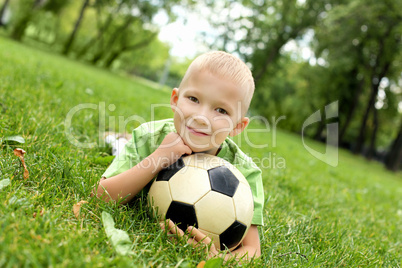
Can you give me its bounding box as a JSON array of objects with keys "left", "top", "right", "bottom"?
[
  {"left": 192, "top": 106, "right": 211, "bottom": 126},
  {"left": 193, "top": 114, "right": 209, "bottom": 126}
]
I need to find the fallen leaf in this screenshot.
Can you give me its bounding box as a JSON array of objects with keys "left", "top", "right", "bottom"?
[
  {"left": 197, "top": 261, "right": 206, "bottom": 268},
  {"left": 3, "top": 135, "right": 25, "bottom": 145},
  {"left": 13, "top": 148, "right": 26, "bottom": 157},
  {"left": 0, "top": 179, "right": 11, "bottom": 190},
  {"left": 13, "top": 148, "right": 29, "bottom": 179},
  {"left": 102, "top": 211, "right": 133, "bottom": 256},
  {"left": 73, "top": 200, "right": 88, "bottom": 218}
]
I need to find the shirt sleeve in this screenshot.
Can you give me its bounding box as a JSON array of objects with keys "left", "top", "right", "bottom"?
[
  {"left": 101, "top": 120, "right": 174, "bottom": 179},
  {"left": 236, "top": 163, "right": 265, "bottom": 226},
  {"left": 101, "top": 130, "right": 148, "bottom": 179}
]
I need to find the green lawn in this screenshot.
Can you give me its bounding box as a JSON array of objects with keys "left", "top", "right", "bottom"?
[{"left": 0, "top": 37, "right": 401, "bottom": 267}]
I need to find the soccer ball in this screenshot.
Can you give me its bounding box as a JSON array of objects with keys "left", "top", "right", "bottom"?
[{"left": 148, "top": 153, "right": 254, "bottom": 251}]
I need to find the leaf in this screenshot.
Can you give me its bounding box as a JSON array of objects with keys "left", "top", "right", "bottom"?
[
  {"left": 73, "top": 200, "right": 88, "bottom": 218},
  {"left": 101, "top": 211, "right": 133, "bottom": 256},
  {"left": 204, "top": 258, "right": 223, "bottom": 268},
  {"left": 3, "top": 135, "right": 25, "bottom": 145},
  {"left": 0, "top": 179, "right": 11, "bottom": 190},
  {"left": 13, "top": 148, "right": 29, "bottom": 179},
  {"left": 197, "top": 261, "right": 206, "bottom": 268}
]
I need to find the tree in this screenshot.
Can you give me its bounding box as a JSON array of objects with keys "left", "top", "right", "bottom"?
[
  {"left": 0, "top": 0, "right": 10, "bottom": 27},
  {"left": 62, "top": 0, "right": 90, "bottom": 55},
  {"left": 103, "top": 31, "right": 157, "bottom": 68},
  {"left": 10, "top": 0, "right": 43, "bottom": 41},
  {"left": 76, "top": 0, "right": 125, "bottom": 58},
  {"left": 66, "top": 0, "right": 182, "bottom": 65},
  {"left": 315, "top": 0, "right": 401, "bottom": 155},
  {"left": 385, "top": 121, "right": 402, "bottom": 171},
  {"left": 202, "top": 0, "right": 348, "bottom": 132},
  {"left": 206, "top": 0, "right": 345, "bottom": 82}
]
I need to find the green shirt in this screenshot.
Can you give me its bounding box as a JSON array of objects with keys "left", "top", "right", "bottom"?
[{"left": 102, "top": 119, "right": 264, "bottom": 226}]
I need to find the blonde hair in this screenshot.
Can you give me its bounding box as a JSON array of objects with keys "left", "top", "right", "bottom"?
[{"left": 179, "top": 51, "right": 255, "bottom": 112}]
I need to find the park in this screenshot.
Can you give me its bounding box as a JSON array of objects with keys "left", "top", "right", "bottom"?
[{"left": 0, "top": 1, "right": 401, "bottom": 267}]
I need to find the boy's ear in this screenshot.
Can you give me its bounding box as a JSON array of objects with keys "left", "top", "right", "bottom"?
[
  {"left": 170, "top": 88, "right": 179, "bottom": 112},
  {"left": 229, "top": 117, "right": 250, "bottom": 137}
]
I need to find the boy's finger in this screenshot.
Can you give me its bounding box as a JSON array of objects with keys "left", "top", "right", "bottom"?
[
  {"left": 167, "top": 219, "right": 185, "bottom": 236},
  {"left": 159, "top": 221, "right": 165, "bottom": 231},
  {"left": 184, "top": 146, "right": 192, "bottom": 155},
  {"left": 187, "top": 226, "right": 212, "bottom": 245}
]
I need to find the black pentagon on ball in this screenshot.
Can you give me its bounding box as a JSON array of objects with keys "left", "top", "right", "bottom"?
[
  {"left": 208, "top": 166, "right": 239, "bottom": 197},
  {"left": 156, "top": 157, "right": 185, "bottom": 181},
  {"left": 166, "top": 201, "right": 198, "bottom": 231},
  {"left": 219, "top": 221, "right": 247, "bottom": 250}
]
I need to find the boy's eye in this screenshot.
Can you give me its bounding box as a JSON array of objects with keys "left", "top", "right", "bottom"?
[
  {"left": 189, "top": 96, "right": 199, "bottom": 103},
  {"left": 216, "top": 108, "right": 228, "bottom": 115}
]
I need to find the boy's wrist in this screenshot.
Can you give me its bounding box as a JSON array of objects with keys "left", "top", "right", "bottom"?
[
  {"left": 150, "top": 148, "right": 182, "bottom": 173},
  {"left": 145, "top": 152, "right": 159, "bottom": 175}
]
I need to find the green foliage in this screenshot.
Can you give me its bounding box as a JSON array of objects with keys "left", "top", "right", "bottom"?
[
  {"left": 1, "top": 36, "right": 401, "bottom": 267},
  {"left": 204, "top": 258, "right": 223, "bottom": 268},
  {"left": 2, "top": 0, "right": 180, "bottom": 80},
  {"left": 164, "top": 57, "right": 193, "bottom": 88},
  {"left": 116, "top": 37, "right": 170, "bottom": 82},
  {"left": 206, "top": 0, "right": 401, "bottom": 162},
  {"left": 313, "top": 0, "right": 402, "bottom": 152}
]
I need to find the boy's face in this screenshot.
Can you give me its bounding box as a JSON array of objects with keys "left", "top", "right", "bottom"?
[{"left": 170, "top": 70, "right": 250, "bottom": 155}]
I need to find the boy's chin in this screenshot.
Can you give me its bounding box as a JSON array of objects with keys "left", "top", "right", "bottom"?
[
  {"left": 188, "top": 145, "right": 218, "bottom": 155},
  {"left": 190, "top": 147, "right": 209, "bottom": 153}
]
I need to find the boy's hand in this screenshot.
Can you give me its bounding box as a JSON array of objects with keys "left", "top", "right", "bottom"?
[
  {"left": 154, "top": 132, "right": 192, "bottom": 166},
  {"left": 160, "top": 219, "right": 219, "bottom": 259},
  {"left": 187, "top": 225, "right": 219, "bottom": 259}
]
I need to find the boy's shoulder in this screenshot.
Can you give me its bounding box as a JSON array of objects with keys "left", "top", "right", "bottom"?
[{"left": 220, "top": 138, "right": 260, "bottom": 172}]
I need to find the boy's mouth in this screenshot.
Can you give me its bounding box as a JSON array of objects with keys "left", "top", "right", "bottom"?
[{"left": 186, "top": 126, "right": 210, "bottom": 136}]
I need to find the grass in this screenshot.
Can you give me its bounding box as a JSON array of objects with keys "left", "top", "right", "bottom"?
[{"left": 0, "top": 36, "right": 401, "bottom": 267}]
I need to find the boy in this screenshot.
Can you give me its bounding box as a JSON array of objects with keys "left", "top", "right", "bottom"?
[{"left": 95, "top": 51, "right": 264, "bottom": 261}]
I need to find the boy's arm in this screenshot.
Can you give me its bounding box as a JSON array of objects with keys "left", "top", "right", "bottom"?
[{"left": 95, "top": 133, "right": 192, "bottom": 204}]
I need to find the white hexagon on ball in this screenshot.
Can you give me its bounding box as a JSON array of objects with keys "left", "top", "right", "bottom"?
[{"left": 169, "top": 167, "right": 210, "bottom": 204}]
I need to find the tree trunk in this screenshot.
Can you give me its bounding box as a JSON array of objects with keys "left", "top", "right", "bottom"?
[
  {"left": 367, "top": 105, "right": 379, "bottom": 160},
  {"left": 354, "top": 37, "right": 392, "bottom": 155},
  {"left": 77, "top": 0, "right": 124, "bottom": 59},
  {"left": 385, "top": 121, "right": 402, "bottom": 171},
  {"left": 0, "top": 0, "right": 10, "bottom": 27},
  {"left": 10, "top": 0, "right": 42, "bottom": 40},
  {"left": 254, "top": 43, "right": 282, "bottom": 84},
  {"left": 339, "top": 71, "right": 364, "bottom": 145},
  {"left": 62, "top": 0, "right": 90, "bottom": 55},
  {"left": 353, "top": 81, "right": 377, "bottom": 154},
  {"left": 10, "top": 16, "right": 30, "bottom": 40}
]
